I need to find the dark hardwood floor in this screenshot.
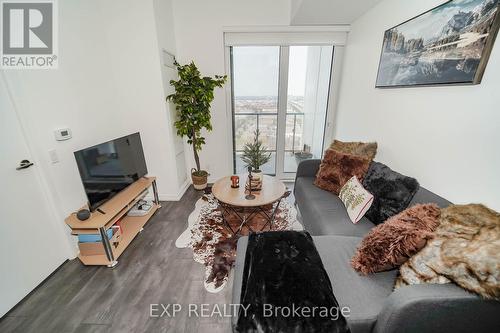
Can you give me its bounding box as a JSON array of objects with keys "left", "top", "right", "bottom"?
[
  {"left": 0, "top": 187, "right": 234, "bottom": 333},
  {"left": 0, "top": 183, "right": 296, "bottom": 333}
]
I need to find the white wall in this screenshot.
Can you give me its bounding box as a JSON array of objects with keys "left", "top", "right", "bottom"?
[
  {"left": 3, "top": 0, "right": 180, "bottom": 254},
  {"left": 154, "top": 0, "right": 177, "bottom": 55},
  {"left": 302, "top": 46, "right": 333, "bottom": 158},
  {"left": 153, "top": 0, "right": 189, "bottom": 195},
  {"left": 172, "top": 0, "right": 291, "bottom": 182},
  {"left": 334, "top": 0, "right": 500, "bottom": 210},
  {"left": 290, "top": 0, "right": 383, "bottom": 25}
]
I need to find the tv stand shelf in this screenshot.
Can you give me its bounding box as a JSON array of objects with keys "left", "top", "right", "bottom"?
[{"left": 65, "top": 177, "right": 160, "bottom": 267}]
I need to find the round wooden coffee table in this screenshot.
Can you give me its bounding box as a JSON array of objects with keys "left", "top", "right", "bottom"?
[{"left": 212, "top": 175, "right": 289, "bottom": 236}]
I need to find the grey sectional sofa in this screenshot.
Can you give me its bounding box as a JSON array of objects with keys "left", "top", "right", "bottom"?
[{"left": 232, "top": 159, "right": 500, "bottom": 333}]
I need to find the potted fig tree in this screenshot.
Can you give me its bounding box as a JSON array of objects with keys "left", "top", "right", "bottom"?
[
  {"left": 167, "top": 61, "right": 227, "bottom": 190},
  {"left": 241, "top": 130, "right": 271, "bottom": 181}
]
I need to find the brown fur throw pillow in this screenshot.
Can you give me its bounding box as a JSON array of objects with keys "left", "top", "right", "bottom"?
[
  {"left": 314, "top": 149, "right": 371, "bottom": 195},
  {"left": 329, "top": 140, "right": 377, "bottom": 160},
  {"left": 395, "top": 204, "right": 500, "bottom": 299},
  {"left": 351, "top": 204, "right": 440, "bottom": 275}
]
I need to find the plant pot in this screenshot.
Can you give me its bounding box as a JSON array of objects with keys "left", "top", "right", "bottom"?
[
  {"left": 252, "top": 169, "right": 263, "bottom": 181},
  {"left": 191, "top": 169, "right": 209, "bottom": 190}
]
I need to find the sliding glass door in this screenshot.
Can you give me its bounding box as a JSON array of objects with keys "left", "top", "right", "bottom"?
[
  {"left": 232, "top": 46, "right": 279, "bottom": 175},
  {"left": 231, "top": 45, "right": 334, "bottom": 179}
]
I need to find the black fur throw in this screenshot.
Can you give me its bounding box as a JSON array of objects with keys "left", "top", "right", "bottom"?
[
  {"left": 362, "top": 162, "right": 419, "bottom": 225},
  {"left": 236, "top": 231, "right": 350, "bottom": 333}
]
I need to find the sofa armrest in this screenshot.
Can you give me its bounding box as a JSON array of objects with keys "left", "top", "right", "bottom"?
[
  {"left": 232, "top": 236, "right": 249, "bottom": 330},
  {"left": 295, "top": 159, "right": 321, "bottom": 179},
  {"left": 374, "top": 284, "right": 500, "bottom": 333}
]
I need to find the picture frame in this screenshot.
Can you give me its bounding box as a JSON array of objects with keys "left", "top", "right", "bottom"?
[{"left": 375, "top": 0, "right": 500, "bottom": 88}]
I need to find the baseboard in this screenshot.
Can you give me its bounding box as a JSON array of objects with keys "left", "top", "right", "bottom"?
[
  {"left": 142, "top": 179, "right": 191, "bottom": 202},
  {"left": 158, "top": 180, "right": 191, "bottom": 201}
]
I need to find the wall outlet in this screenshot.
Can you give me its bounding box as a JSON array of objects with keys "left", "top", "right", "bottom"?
[{"left": 49, "top": 149, "right": 59, "bottom": 164}]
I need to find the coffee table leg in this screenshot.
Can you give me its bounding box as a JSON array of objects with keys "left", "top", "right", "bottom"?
[
  {"left": 268, "top": 198, "right": 283, "bottom": 230},
  {"left": 233, "top": 207, "right": 259, "bottom": 235},
  {"left": 219, "top": 202, "right": 255, "bottom": 237},
  {"left": 219, "top": 202, "right": 237, "bottom": 236},
  {"left": 229, "top": 207, "right": 247, "bottom": 235},
  {"left": 257, "top": 198, "right": 282, "bottom": 231},
  {"left": 266, "top": 190, "right": 291, "bottom": 230},
  {"left": 217, "top": 193, "right": 288, "bottom": 235},
  {"left": 234, "top": 213, "right": 247, "bottom": 235},
  {"left": 242, "top": 208, "right": 261, "bottom": 233}
]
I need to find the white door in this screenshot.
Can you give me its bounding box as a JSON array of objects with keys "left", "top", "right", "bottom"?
[{"left": 0, "top": 75, "right": 69, "bottom": 317}]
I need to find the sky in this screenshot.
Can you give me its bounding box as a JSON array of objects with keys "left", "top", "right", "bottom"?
[{"left": 232, "top": 46, "right": 308, "bottom": 97}]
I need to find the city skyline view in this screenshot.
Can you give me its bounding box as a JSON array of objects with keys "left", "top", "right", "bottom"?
[{"left": 231, "top": 44, "right": 333, "bottom": 174}]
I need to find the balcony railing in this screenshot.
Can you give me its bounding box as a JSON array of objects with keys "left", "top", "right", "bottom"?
[{"left": 234, "top": 111, "right": 305, "bottom": 155}]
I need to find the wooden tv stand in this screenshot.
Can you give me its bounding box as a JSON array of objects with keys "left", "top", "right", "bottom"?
[{"left": 65, "top": 177, "right": 160, "bottom": 268}]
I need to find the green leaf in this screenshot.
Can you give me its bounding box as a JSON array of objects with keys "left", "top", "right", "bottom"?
[
  {"left": 167, "top": 60, "right": 227, "bottom": 170},
  {"left": 240, "top": 130, "right": 271, "bottom": 171}
]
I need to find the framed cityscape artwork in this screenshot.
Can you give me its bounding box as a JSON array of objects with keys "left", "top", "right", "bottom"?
[{"left": 376, "top": 0, "right": 500, "bottom": 88}]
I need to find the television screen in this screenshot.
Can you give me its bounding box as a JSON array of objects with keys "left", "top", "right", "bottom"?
[{"left": 74, "top": 132, "right": 148, "bottom": 211}]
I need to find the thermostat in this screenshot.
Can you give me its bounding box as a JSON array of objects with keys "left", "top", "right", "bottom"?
[{"left": 54, "top": 128, "right": 72, "bottom": 141}]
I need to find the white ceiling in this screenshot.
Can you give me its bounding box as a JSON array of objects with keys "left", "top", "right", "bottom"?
[{"left": 291, "top": 0, "right": 384, "bottom": 25}]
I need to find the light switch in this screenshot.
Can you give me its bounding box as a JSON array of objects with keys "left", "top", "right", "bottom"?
[{"left": 49, "top": 149, "right": 59, "bottom": 164}]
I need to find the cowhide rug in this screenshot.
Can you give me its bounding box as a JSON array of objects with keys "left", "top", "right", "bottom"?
[{"left": 175, "top": 193, "right": 303, "bottom": 293}]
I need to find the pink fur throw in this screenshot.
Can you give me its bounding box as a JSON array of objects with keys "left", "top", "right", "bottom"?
[{"left": 351, "top": 204, "right": 440, "bottom": 275}]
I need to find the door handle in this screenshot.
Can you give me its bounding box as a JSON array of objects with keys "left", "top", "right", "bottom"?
[{"left": 16, "top": 159, "right": 34, "bottom": 170}]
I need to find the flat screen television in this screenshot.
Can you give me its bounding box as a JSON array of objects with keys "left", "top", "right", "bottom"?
[{"left": 74, "top": 132, "right": 148, "bottom": 212}]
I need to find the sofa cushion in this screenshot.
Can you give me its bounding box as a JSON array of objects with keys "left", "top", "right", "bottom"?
[
  {"left": 315, "top": 149, "right": 372, "bottom": 195},
  {"left": 362, "top": 162, "right": 419, "bottom": 225},
  {"left": 232, "top": 235, "right": 398, "bottom": 333},
  {"left": 295, "top": 177, "right": 375, "bottom": 237},
  {"left": 339, "top": 176, "right": 374, "bottom": 224},
  {"left": 329, "top": 140, "right": 378, "bottom": 160},
  {"left": 315, "top": 236, "right": 399, "bottom": 333},
  {"left": 351, "top": 204, "right": 441, "bottom": 275}
]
